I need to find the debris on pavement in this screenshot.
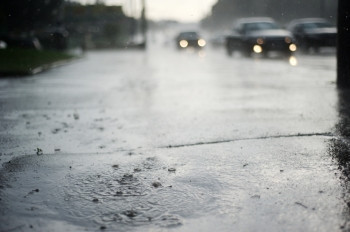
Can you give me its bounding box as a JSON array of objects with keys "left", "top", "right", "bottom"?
[{"left": 36, "top": 148, "right": 43, "bottom": 155}]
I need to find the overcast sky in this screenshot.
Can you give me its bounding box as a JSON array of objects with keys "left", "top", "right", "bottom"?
[{"left": 76, "top": 0, "right": 218, "bottom": 22}]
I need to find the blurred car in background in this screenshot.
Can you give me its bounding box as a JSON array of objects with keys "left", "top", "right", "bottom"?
[
  {"left": 287, "top": 18, "right": 337, "bottom": 53},
  {"left": 226, "top": 17, "right": 296, "bottom": 57},
  {"left": 176, "top": 31, "right": 206, "bottom": 49}
]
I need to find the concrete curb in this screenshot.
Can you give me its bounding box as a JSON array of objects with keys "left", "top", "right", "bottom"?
[{"left": 30, "top": 56, "right": 83, "bottom": 75}]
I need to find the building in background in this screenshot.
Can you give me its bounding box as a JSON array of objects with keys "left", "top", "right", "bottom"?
[{"left": 202, "top": 0, "right": 337, "bottom": 31}]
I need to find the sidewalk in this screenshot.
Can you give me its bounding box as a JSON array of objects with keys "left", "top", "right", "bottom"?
[{"left": 0, "top": 48, "right": 348, "bottom": 231}]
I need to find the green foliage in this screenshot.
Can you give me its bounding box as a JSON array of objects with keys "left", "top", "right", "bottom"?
[{"left": 0, "top": 48, "right": 74, "bottom": 75}]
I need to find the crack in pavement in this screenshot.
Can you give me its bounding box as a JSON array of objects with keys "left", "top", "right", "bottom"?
[
  {"left": 161, "top": 132, "right": 335, "bottom": 149},
  {"left": 0, "top": 133, "right": 335, "bottom": 163}
]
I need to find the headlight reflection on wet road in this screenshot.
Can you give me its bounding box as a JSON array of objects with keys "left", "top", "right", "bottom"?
[{"left": 289, "top": 56, "right": 298, "bottom": 66}]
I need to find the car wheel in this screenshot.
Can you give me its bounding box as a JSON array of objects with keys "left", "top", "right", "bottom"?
[
  {"left": 282, "top": 51, "right": 292, "bottom": 57},
  {"left": 297, "top": 42, "right": 308, "bottom": 53},
  {"left": 241, "top": 48, "right": 251, "bottom": 57}
]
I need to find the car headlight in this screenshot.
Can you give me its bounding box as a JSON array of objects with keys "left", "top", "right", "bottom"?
[
  {"left": 179, "top": 40, "right": 188, "bottom": 48},
  {"left": 289, "top": 44, "right": 297, "bottom": 52},
  {"left": 253, "top": 45, "right": 263, "bottom": 53},
  {"left": 198, "top": 39, "right": 206, "bottom": 47}
]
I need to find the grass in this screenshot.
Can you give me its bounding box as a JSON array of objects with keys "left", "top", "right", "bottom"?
[{"left": 0, "top": 48, "right": 75, "bottom": 76}]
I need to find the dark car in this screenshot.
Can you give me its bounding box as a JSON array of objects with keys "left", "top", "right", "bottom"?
[
  {"left": 176, "top": 31, "right": 206, "bottom": 49},
  {"left": 226, "top": 17, "right": 296, "bottom": 57},
  {"left": 287, "top": 18, "right": 337, "bottom": 52}
]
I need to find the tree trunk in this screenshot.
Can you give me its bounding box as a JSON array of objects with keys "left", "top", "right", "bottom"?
[{"left": 337, "top": 0, "right": 350, "bottom": 88}]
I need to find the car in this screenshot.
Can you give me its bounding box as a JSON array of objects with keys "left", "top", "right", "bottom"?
[
  {"left": 176, "top": 31, "right": 206, "bottom": 49},
  {"left": 287, "top": 18, "right": 337, "bottom": 52},
  {"left": 225, "top": 17, "right": 296, "bottom": 57}
]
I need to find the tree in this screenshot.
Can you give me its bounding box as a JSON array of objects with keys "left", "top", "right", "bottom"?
[{"left": 0, "top": 0, "right": 64, "bottom": 34}]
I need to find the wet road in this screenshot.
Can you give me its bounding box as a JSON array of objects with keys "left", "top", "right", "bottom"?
[{"left": 0, "top": 44, "right": 347, "bottom": 231}]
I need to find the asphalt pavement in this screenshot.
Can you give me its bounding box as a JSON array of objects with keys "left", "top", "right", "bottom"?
[{"left": 0, "top": 44, "right": 348, "bottom": 231}]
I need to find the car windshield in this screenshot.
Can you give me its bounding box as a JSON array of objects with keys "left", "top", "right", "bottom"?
[
  {"left": 178, "top": 32, "right": 199, "bottom": 39},
  {"left": 301, "top": 22, "right": 334, "bottom": 29},
  {"left": 243, "top": 22, "right": 280, "bottom": 32}
]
